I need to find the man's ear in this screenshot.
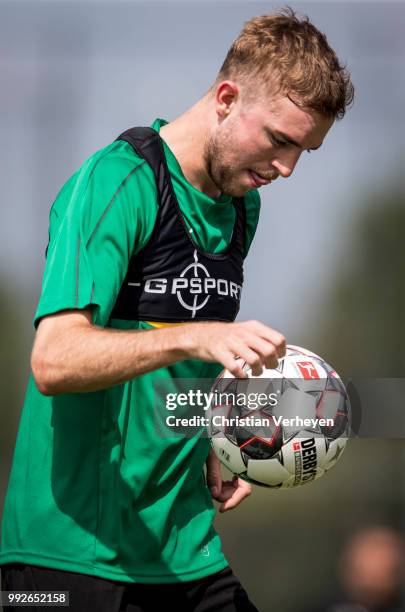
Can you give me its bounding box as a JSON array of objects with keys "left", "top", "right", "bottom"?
[{"left": 215, "top": 81, "right": 239, "bottom": 118}]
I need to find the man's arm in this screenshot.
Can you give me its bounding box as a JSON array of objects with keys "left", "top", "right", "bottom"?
[{"left": 31, "top": 308, "right": 286, "bottom": 395}]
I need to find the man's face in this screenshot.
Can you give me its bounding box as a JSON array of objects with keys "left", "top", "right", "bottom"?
[{"left": 204, "top": 88, "right": 334, "bottom": 197}]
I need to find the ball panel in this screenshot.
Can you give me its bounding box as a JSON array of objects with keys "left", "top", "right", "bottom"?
[
  {"left": 322, "top": 438, "right": 348, "bottom": 470},
  {"left": 246, "top": 457, "right": 293, "bottom": 487},
  {"left": 211, "top": 437, "right": 247, "bottom": 473}
]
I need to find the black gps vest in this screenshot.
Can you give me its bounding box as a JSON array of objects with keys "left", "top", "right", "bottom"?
[{"left": 110, "top": 127, "right": 246, "bottom": 323}]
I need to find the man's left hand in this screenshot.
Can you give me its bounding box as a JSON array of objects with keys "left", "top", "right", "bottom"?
[{"left": 205, "top": 448, "right": 252, "bottom": 513}]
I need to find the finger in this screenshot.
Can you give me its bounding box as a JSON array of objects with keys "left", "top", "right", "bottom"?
[
  {"left": 243, "top": 335, "right": 279, "bottom": 371},
  {"left": 205, "top": 449, "right": 223, "bottom": 497},
  {"left": 230, "top": 342, "right": 264, "bottom": 377},
  {"left": 214, "top": 477, "right": 238, "bottom": 502},
  {"left": 218, "top": 350, "right": 248, "bottom": 378},
  {"left": 245, "top": 321, "right": 286, "bottom": 358},
  {"left": 219, "top": 478, "right": 252, "bottom": 513}
]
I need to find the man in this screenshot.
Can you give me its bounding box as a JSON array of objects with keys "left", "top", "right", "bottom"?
[
  {"left": 0, "top": 8, "right": 353, "bottom": 612},
  {"left": 303, "top": 527, "right": 404, "bottom": 611}
]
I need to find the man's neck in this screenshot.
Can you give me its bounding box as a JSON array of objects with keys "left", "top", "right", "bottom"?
[{"left": 159, "top": 100, "right": 221, "bottom": 199}]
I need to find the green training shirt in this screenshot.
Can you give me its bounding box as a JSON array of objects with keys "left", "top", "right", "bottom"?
[{"left": 0, "top": 119, "right": 261, "bottom": 582}]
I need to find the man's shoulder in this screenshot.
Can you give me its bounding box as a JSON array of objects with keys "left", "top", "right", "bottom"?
[
  {"left": 83, "top": 138, "right": 155, "bottom": 189},
  {"left": 49, "top": 137, "right": 158, "bottom": 228}
]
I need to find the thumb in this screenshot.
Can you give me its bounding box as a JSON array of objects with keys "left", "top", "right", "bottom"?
[{"left": 205, "top": 448, "right": 222, "bottom": 497}]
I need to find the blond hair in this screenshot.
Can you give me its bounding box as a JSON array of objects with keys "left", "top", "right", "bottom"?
[{"left": 217, "top": 7, "right": 354, "bottom": 119}]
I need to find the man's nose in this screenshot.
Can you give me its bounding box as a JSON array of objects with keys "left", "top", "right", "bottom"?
[{"left": 271, "top": 150, "right": 302, "bottom": 178}]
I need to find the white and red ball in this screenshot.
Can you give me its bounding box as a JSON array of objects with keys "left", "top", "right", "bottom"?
[{"left": 207, "top": 345, "right": 350, "bottom": 488}]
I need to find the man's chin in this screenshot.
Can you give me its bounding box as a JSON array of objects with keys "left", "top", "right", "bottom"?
[
  {"left": 224, "top": 173, "right": 263, "bottom": 197},
  {"left": 209, "top": 172, "right": 252, "bottom": 198},
  {"left": 218, "top": 179, "right": 253, "bottom": 198}
]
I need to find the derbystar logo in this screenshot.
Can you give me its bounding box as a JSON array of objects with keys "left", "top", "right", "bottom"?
[
  {"left": 300, "top": 438, "right": 318, "bottom": 483},
  {"left": 293, "top": 438, "right": 318, "bottom": 484},
  {"left": 128, "top": 250, "right": 242, "bottom": 318}
]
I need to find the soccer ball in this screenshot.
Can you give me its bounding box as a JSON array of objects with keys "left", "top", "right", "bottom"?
[{"left": 207, "top": 345, "right": 351, "bottom": 488}]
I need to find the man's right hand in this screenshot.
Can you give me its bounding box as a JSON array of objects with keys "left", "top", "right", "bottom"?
[{"left": 180, "top": 319, "right": 286, "bottom": 378}]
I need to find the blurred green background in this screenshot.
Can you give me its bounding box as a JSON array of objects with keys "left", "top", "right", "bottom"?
[{"left": 1, "top": 1, "right": 404, "bottom": 610}]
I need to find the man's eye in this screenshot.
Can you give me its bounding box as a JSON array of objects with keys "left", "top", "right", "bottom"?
[{"left": 270, "top": 134, "right": 286, "bottom": 147}]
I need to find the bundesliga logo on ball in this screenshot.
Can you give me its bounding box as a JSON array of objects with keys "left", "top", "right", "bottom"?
[{"left": 207, "top": 345, "right": 351, "bottom": 488}]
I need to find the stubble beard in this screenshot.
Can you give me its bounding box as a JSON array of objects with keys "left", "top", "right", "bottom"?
[{"left": 203, "top": 132, "right": 248, "bottom": 198}]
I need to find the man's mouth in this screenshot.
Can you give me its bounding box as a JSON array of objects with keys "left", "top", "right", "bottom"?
[{"left": 249, "top": 170, "right": 273, "bottom": 187}]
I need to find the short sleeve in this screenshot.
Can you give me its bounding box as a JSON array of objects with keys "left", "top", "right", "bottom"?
[
  {"left": 34, "top": 143, "right": 158, "bottom": 328},
  {"left": 243, "top": 189, "right": 261, "bottom": 257}
]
